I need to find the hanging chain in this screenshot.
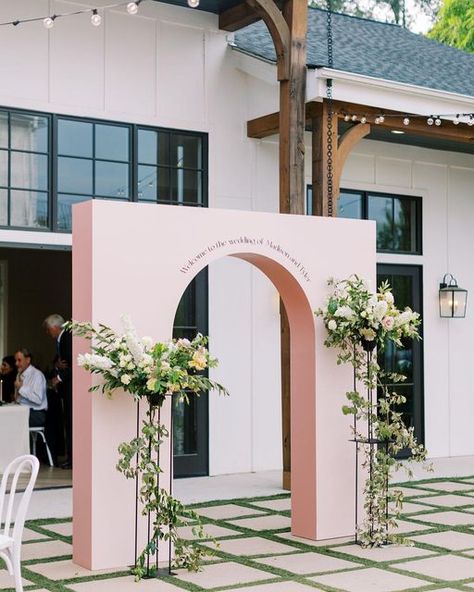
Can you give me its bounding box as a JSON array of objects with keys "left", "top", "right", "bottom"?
[{"left": 326, "top": 1, "right": 334, "bottom": 217}]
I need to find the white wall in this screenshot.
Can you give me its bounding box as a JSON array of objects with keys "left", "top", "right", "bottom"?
[{"left": 0, "top": 0, "right": 472, "bottom": 473}]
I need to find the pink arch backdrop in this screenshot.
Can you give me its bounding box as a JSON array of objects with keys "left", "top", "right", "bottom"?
[{"left": 72, "top": 201, "right": 375, "bottom": 570}]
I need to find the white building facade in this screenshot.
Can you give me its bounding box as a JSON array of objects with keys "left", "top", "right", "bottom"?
[{"left": 0, "top": 0, "right": 473, "bottom": 477}]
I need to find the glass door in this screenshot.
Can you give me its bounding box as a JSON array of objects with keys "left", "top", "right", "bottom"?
[
  {"left": 377, "top": 265, "right": 424, "bottom": 452},
  {"left": 173, "top": 268, "right": 208, "bottom": 477}
]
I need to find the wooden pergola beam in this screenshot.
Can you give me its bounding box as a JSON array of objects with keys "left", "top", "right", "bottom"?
[
  {"left": 248, "top": 100, "right": 474, "bottom": 143},
  {"left": 219, "top": 2, "right": 260, "bottom": 31},
  {"left": 248, "top": 102, "right": 322, "bottom": 138}
]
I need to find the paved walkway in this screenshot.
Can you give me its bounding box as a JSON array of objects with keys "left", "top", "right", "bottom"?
[{"left": 5, "top": 474, "right": 474, "bottom": 591}]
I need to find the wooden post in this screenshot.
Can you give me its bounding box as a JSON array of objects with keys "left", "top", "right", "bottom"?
[{"left": 279, "top": 0, "right": 307, "bottom": 491}]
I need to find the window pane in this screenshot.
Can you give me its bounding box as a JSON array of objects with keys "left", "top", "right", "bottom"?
[
  {"left": 57, "top": 194, "right": 91, "bottom": 232},
  {"left": 11, "top": 114, "right": 48, "bottom": 152},
  {"left": 96, "top": 124, "right": 129, "bottom": 161},
  {"left": 173, "top": 396, "right": 197, "bottom": 455},
  {"left": 171, "top": 135, "right": 202, "bottom": 169},
  {"left": 11, "top": 152, "right": 48, "bottom": 190},
  {"left": 0, "top": 112, "right": 7, "bottom": 148},
  {"left": 368, "top": 195, "right": 393, "bottom": 251},
  {"left": 95, "top": 161, "right": 129, "bottom": 198},
  {"left": 138, "top": 130, "right": 157, "bottom": 165},
  {"left": 0, "top": 151, "right": 7, "bottom": 186},
  {"left": 394, "top": 198, "right": 415, "bottom": 252},
  {"left": 137, "top": 165, "right": 157, "bottom": 201},
  {"left": 156, "top": 167, "right": 171, "bottom": 202},
  {"left": 0, "top": 189, "right": 7, "bottom": 225},
  {"left": 10, "top": 190, "right": 48, "bottom": 228},
  {"left": 171, "top": 169, "right": 202, "bottom": 204},
  {"left": 338, "top": 191, "right": 362, "bottom": 219},
  {"left": 174, "top": 280, "right": 196, "bottom": 327},
  {"left": 58, "top": 157, "right": 93, "bottom": 194},
  {"left": 58, "top": 119, "right": 92, "bottom": 158}
]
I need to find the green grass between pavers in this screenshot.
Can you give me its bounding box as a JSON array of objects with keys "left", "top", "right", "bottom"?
[{"left": 1, "top": 478, "right": 474, "bottom": 591}]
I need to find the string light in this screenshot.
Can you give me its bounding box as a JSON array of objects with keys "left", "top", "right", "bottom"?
[
  {"left": 403, "top": 117, "right": 410, "bottom": 126},
  {"left": 360, "top": 116, "right": 367, "bottom": 124},
  {"left": 91, "top": 9, "right": 102, "bottom": 26},
  {"left": 338, "top": 110, "right": 474, "bottom": 129},
  {"left": 126, "top": 2, "right": 140, "bottom": 14},
  {"left": 43, "top": 16, "right": 56, "bottom": 28},
  {"left": 427, "top": 117, "right": 434, "bottom": 125},
  {"left": 0, "top": 0, "right": 198, "bottom": 29},
  {"left": 435, "top": 117, "right": 442, "bottom": 126}
]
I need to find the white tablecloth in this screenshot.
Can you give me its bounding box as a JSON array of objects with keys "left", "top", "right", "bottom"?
[{"left": 0, "top": 404, "right": 29, "bottom": 472}]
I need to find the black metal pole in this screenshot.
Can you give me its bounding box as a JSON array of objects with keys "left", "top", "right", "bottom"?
[
  {"left": 134, "top": 399, "right": 140, "bottom": 568},
  {"left": 367, "top": 348, "right": 374, "bottom": 538},
  {"left": 156, "top": 406, "right": 161, "bottom": 577},
  {"left": 353, "top": 344, "right": 358, "bottom": 544},
  {"left": 146, "top": 403, "right": 153, "bottom": 577},
  {"left": 169, "top": 395, "right": 173, "bottom": 574}
]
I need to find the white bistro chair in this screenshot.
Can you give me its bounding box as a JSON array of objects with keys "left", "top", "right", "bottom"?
[
  {"left": 0, "top": 455, "right": 39, "bottom": 592},
  {"left": 29, "top": 427, "right": 54, "bottom": 467}
]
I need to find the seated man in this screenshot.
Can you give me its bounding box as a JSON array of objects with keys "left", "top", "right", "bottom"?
[{"left": 14, "top": 348, "right": 48, "bottom": 427}]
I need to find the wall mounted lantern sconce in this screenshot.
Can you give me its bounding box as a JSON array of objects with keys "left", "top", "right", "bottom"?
[{"left": 439, "top": 273, "right": 468, "bottom": 318}]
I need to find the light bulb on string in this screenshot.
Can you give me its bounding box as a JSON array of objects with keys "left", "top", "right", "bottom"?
[
  {"left": 374, "top": 117, "right": 381, "bottom": 124},
  {"left": 187, "top": 0, "right": 200, "bottom": 7},
  {"left": 43, "top": 15, "right": 56, "bottom": 28},
  {"left": 435, "top": 117, "right": 441, "bottom": 126},
  {"left": 127, "top": 2, "right": 139, "bottom": 14},
  {"left": 427, "top": 117, "right": 434, "bottom": 126},
  {"left": 468, "top": 117, "right": 474, "bottom": 127},
  {"left": 343, "top": 114, "right": 350, "bottom": 122},
  {"left": 453, "top": 116, "right": 460, "bottom": 125},
  {"left": 403, "top": 117, "right": 410, "bottom": 126},
  {"left": 379, "top": 115, "right": 385, "bottom": 123},
  {"left": 91, "top": 9, "right": 102, "bottom": 26},
  {"left": 360, "top": 116, "right": 367, "bottom": 124},
  {"left": 351, "top": 114, "right": 357, "bottom": 122}
]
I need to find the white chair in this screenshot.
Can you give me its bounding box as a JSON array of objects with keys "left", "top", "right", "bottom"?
[
  {"left": 29, "top": 427, "right": 54, "bottom": 467},
  {"left": 0, "top": 455, "right": 39, "bottom": 592}
]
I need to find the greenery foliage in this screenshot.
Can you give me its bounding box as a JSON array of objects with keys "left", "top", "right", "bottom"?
[
  {"left": 428, "top": 0, "right": 474, "bottom": 52},
  {"left": 316, "top": 276, "right": 429, "bottom": 545},
  {"left": 68, "top": 317, "right": 228, "bottom": 579}
]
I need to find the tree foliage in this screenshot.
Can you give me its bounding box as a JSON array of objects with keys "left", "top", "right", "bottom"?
[
  {"left": 311, "top": 0, "right": 439, "bottom": 30},
  {"left": 428, "top": 0, "right": 474, "bottom": 52}
]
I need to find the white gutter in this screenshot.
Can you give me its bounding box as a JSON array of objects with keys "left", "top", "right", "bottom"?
[{"left": 309, "top": 68, "right": 474, "bottom": 119}]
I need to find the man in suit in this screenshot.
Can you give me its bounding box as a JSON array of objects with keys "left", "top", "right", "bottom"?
[{"left": 44, "top": 314, "right": 72, "bottom": 469}]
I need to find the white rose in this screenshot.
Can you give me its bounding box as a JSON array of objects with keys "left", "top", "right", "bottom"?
[
  {"left": 374, "top": 300, "right": 388, "bottom": 321},
  {"left": 384, "top": 292, "right": 394, "bottom": 305},
  {"left": 335, "top": 305, "right": 355, "bottom": 320},
  {"left": 328, "top": 319, "right": 337, "bottom": 331},
  {"left": 121, "top": 374, "right": 131, "bottom": 385}
]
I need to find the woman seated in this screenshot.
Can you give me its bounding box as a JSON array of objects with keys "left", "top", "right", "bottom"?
[{"left": 1, "top": 355, "right": 16, "bottom": 403}]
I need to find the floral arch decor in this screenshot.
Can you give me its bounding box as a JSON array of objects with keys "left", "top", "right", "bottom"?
[{"left": 72, "top": 200, "right": 376, "bottom": 570}]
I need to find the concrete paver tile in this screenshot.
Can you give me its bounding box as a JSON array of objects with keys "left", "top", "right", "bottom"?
[
  {"left": 22, "top": 539, "right": 72, "bottom": 560},
  {"left": 176, "top": 523, "right": 241, "bottom": 540},
  {"left": 40, "top": 521, "right": 73, "bottom": 537},
  {"left": 27, "top": 559, "right": 128, "bottom": 581},
  {"left": 22, "top": 527, "right": 51, "bottom": 541},
  {"left": 414, "top": 494, "right": 474, "bottom": 508},
  {"left": 416, "top": 482, "right": 474, "bottom": 493},
  {"left": 251, "top": 498, "right": 291, "bottom": 512},
  {"left": 410, "top": 530, "right": 474, "bottom": 550},
  {"left": 174, "top": 561, "right": 274, "bottom": 589},
  {"left": 390, "top": 519, "right": 433, "bottom": 534},
  {"left": 255, "top": 551, "right": 358, "bottom": 574},
  {"left": 68, "top": 575, "right": 183, "bottom": 591},
  {"left": 397, "top": 554, "right": 474, "bottom": 580},
  {"left": 225, "top": 582, "right": 322, "bottom": 591},
  {"left": 335, "top": 542, "right": 434, "bottom": 561},
  {"left": 202, "top": 536, "right": 297, "bottom": 556},
  {"left": 413, "top": 511, "right": 474, "bottom": 526},
  {"left": 311, "top": 566, "right": 428, "bottom": 591},
  {"left": 389, "top": 486, "right": 436, "bottom": 497},
  {"left": 196, "top": 504, "right": 266, "bottom": 520},
  {"left": 226, "top": 514, "right": 291, "bottom": 531},
  {"left": 275, "top": 532, "right": 353, "bottom": 547},
  {"left": 0, "top": 570, "right": 32, "bottom": 590}
]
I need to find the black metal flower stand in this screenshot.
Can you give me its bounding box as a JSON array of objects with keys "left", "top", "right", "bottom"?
[
  {"left": 134, "top": 394, "right": 175, "bottom": 578},
  {"left": 352, "top": 339, "right": 389, "bottom": 545}
]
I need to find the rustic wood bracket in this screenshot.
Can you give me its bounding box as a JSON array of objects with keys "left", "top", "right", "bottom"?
[
  {"left": 246, "top": 0, "right": 290, "bottom": 81},
  {"left": 334, "top": 122, "right": 370, "bottom": 198}
]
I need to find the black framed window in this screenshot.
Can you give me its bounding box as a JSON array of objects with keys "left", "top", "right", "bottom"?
[
  {"left": 307, "top": 187, "right": 422, "bottom": 255},
  {"left": 0, "top": 106, "right": 208, "bottom": 233},
  {"left": 0, "top": 110, "right": 50, "bottom": 229}
]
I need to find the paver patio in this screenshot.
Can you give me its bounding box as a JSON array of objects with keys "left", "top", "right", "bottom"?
[{"left": 6, "top": 476, "right": 474, "bottom": 591}]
